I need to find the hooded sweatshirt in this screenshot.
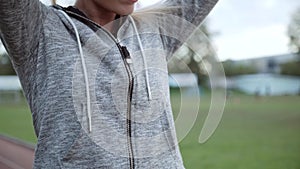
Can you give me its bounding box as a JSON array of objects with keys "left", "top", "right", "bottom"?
[{"left": 0, "top": 0, "right": 218, "bottom": 168}]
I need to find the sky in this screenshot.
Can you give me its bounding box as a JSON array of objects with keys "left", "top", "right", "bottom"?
[
  {"left": 208, "top": 0, "right": 300, "bottom": 61},
  {"left": 24, "top": 0, "right": 300, "bottom": 61}
]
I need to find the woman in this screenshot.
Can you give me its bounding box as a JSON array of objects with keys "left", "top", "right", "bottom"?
[{"left": 0, "top": 0, "right": 218, "bottom": 168}]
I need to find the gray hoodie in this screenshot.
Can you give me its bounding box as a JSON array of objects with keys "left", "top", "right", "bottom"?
[{"left": 0, "top": 0, "right": 218, "bottom": 168}]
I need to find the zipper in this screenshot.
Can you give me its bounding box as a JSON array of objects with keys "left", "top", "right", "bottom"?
[
  {"left": 118, "top": 45, "right": 135, "bottom": 169},
  {"left": 64, "top": 10, "right": 135, "bottom": 169}
]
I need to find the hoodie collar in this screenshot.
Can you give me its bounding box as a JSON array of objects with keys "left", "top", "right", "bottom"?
[{"left": 54, "top": 5, "right": 124, "bottom": 37}]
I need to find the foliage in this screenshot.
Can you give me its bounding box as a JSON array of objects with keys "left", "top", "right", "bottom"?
[
  {"left": 168, "top": 22, "right": 217, "bottom": 85},
  {"left": 280, "top": 61, "right": 300, "bottom": 76},
  {"left": 222, "top": 60, "right": 257, "bottom": 76},
  {"left": 0, "top": 52, "right": 16, "bottom": 75},
  {"left": 288, "top": 7, "right": 300, "bottom": 58}
]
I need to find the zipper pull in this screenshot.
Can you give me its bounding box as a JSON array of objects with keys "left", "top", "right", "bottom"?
[
  {"left": 121, "top": 46, "right": 133, "bottom": 64},
  {"left": 126, "top": 58, "right": 133, "bottom": 64}
]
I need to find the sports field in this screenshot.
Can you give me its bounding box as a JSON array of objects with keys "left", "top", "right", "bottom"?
[{"left": 1, "top": 91, "right": 300, "bottom": 169}]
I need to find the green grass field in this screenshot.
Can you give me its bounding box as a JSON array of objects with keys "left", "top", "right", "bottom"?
[{"left": 1, "top": 92, "right": 300, "bottom": 169}]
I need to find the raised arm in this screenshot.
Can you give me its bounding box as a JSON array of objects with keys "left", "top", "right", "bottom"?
[
  {"left": 0, "top": 0, "right": 47, "bottom": 66},
  {"left": 135, "top": 0, "right": 218, "bottom": 58},
  {"left": 156, "top": 0, "right": 217, "bottom": 26}
]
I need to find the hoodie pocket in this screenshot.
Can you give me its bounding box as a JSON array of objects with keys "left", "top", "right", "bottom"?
[{"left": 58, "top": 130, "right": 112, "bottom": 169}]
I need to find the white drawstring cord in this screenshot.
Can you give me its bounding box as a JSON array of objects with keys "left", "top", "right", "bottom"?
[
  {"left": 59, "top": 11, "right": 92, "bottom": 132},
  {"left": 58, "top": 11, "right": 151, "bottom": 132},
  {"left": 128, "top": 15, "right": 152, "bottom": 101}
]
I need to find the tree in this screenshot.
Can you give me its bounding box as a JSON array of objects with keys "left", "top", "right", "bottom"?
[
  {"left": 285, "top": 8, "right": 300, "bottom": 76},
  {"left": 288, "top": 7, "right": 300, "bottom": 58},
  {"left": 280, "top": 61, "right": 300, "bottom": 76},
  {"left": 168, "top": 22, "right": 218, "bottom": 85},
  {"left": 0, "top": 52, "right": 16, "bottom": 75},
  {"left": 222, "top": 60, "right": 257, "bottom": 76}
]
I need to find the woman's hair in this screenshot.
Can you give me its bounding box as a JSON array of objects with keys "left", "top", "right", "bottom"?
[{"left": 51, "top": 0, "right": 56, "bottom": 5}]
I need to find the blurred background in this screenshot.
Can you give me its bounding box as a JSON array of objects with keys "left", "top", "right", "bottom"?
[{"left": 1, "top": 0, "right": 300, "bottom": 169}]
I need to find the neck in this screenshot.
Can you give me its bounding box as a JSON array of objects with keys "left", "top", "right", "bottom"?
[{"left": 74, "top": 1, "right": 116, "bottom": 30}]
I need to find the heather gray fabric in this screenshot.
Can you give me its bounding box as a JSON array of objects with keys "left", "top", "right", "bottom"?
[{"left": 0, "top": 0, "right": 218, "bottom": 168}]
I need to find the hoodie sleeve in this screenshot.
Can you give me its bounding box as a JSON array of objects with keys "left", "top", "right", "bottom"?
[
  {"left": 0, "top": 0, "right": 47, "bottom": 66},
  {"left": 157, "top": 0, "right": 217, "bottom": 26},
  {"left": 135, "top": 0, "right": 218, "bottom": 59}
]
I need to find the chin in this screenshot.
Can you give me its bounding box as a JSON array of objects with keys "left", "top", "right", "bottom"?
[
  {"left": 123, "top": 11, "right": 134, "bottom": 15},
  {"left": 117, "top": 7, "right": 134, "bottom": 15}
]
